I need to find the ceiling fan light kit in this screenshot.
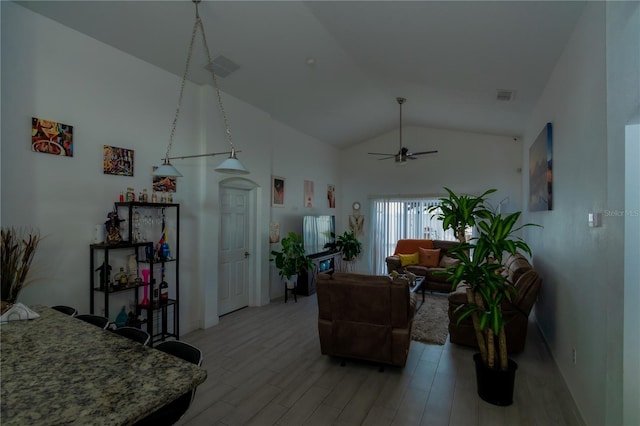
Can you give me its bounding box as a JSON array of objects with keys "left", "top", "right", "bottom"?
[
  {"left": 153, "top": 0, "right": 249, "bottom": 178},
  {"left": 368, "top": 97, "right": 438, "bottom": 164}
]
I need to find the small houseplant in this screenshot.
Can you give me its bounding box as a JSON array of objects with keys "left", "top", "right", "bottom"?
[
  {"left": 335, "top": 230, "right": 362, "bottom": 272},
  {"left": 434, "top": 188, "right": 539, "bottom": 405},
  {"left": 1, "top": 227, "right": 41, "bottom": 313},
  {"left": 336, "top": 230, "right": 362, "bottom": 262},
  {"left": 270, "top": 232, "right": 313, "bottom": 288}
]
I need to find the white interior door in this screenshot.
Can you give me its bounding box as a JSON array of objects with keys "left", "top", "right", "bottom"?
[{"left": 219, "top": 187, "right": 250, "bottom": 315}]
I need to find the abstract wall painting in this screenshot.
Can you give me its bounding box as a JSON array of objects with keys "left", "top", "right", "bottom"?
[
  {"left": 32, "top": 117, "right": 74, "bottom": 157},
  {"left": 304, "top": 180, "right": 314, "bottom": 208},
  {"left": 103, "top": 145, "right": 134, "bottom": 176},
  {"left": 152, "top": 167, "right": 177, "bottom": 192},
  {"left": 327, "top": 184, "right": 336, "bottom": 208},
  {"left": 529, "top": 122, "right": 553, "bottom": 211}
]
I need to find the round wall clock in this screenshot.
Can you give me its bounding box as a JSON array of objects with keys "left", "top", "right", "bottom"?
[{"left": 352, "top": 201, "right": 361, "bottom": 211}]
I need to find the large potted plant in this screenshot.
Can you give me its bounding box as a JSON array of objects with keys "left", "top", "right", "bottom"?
[
  {"left": 335, "top": 230, "right": 362, "bottom": 272},
  {"left": 434, "top": 188, "right": 539, "bottom": 406},
  {"left": 270, "top": 232, "right": 313, "bottom": 289}
]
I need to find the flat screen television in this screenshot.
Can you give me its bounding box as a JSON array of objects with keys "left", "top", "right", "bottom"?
[{"left": 303, "top": 215, "right": 336, "bottom": 256}]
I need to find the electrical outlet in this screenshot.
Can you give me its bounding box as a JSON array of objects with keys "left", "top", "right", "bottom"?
[{"left": 572, "top": 347, "right": 577, "bottom": 365}]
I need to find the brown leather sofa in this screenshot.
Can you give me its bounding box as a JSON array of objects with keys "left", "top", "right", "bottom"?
[
  {"left": 317, "top": 272, "right": 417, "bottom": 367},
  {"left": 385, "top": 239, "right": 459, "bottom": 293},
  {"left": 447, "top": 253, "right": 542, "bottom": 353}
]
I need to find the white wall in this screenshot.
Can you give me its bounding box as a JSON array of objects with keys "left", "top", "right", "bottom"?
[
  {"left": 521, "top": 3, "right": 628, "bottom": 425},
  {"left": 607, "top": 2, "right": 640, "bottom": 425},
  {"left": 340, "top": 126, "right": 523, "bottom": 273},
  {"left": 1, "top": 3, "right": 340, "bottom": 332}
]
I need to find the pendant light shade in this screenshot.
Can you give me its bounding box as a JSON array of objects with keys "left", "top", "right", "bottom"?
[
  {"left": 214, "top": 148, "right": 249, "bottom": 175},
  {"left": 153, "top": 159, "right": 183, "bottom": 177}
]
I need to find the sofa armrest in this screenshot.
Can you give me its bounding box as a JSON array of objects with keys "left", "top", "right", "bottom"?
[{"left": 386, "top": 256, "right": 402, "bottom": 274}]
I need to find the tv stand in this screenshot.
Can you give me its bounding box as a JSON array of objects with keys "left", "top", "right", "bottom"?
[{"left": 297, "top": 251, "right": 342, "bottom": 296}]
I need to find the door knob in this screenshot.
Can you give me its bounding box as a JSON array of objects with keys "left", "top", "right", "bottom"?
[{"left": 244, "top": 251, "right": 250, "bottom": 258}]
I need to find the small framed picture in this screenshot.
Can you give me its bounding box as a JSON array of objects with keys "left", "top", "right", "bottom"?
[
  {"left": 103, "top": 145, "right": 134, "bottom": 176},
  {"left": 327, "top": 184, "right": 336, "bottom": 208},
  {"left": 152, "top": 167, "right": 177, "bottom": 192},
  {"left": 304, "top": 180, "right": 314, "bottom": 208},
  {"left": 272, "top": 176, "right": 285, "bottom": 207}
]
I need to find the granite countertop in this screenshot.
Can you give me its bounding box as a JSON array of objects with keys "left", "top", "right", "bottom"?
[{"left": 1, "top": 305, "right": 207, "bottom": 425}]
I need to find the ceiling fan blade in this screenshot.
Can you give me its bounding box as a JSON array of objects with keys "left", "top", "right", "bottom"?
[
  {"left": 408, "top": 150, "right": 439, "bottom": 156},
  {"left": 368, "top": 152, "right": 395, "bottom": 156},
  {"left": 377, "top": 156, "right": 395, "bottom": 161}
]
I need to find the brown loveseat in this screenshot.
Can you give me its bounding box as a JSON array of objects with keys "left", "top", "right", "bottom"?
[
  {"left": 386, "top": 239, "right": 459, "bottom": 293},
  {"left": 448, "top": 253, "right": 542, "bottom": 353},
  {"left": 317, "top": 272, "right": 417, "bottom": 367}
]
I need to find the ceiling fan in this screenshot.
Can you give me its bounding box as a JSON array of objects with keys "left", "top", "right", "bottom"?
[{"left": 368, "top": 97, "right": 438, "bottom": 163}]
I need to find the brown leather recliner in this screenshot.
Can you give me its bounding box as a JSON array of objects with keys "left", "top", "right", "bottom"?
[
  {"left": 317, "top": 272, "right": 417, "bottom": 367},
  {"left": 447, "top": 253, "right": 542, "bottom": 353}
]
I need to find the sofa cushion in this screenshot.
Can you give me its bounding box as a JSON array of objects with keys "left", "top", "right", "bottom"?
[
  {"left": 398, "top": 252, "right": 419, "bottom": 266},
  {"left": 424, "top": 267, "right": 450, "bottom": 284},
  {"left": 439, "top": 255, "right": 460, "bottom": 268},
  {"left": 418, "top": 248, "right": 440, "bottom": 267}
]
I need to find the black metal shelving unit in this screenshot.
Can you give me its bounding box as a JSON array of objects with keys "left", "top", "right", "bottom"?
[{"left": 90, "top": 201, "right": 180, "bottom": 345}]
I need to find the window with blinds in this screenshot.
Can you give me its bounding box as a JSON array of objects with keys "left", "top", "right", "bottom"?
[{"left": 369, "top": 198, "right": 458, "bottom": 275}]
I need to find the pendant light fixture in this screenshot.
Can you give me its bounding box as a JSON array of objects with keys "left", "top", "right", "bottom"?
[{"left": 153, "top": 0, "right": 249, "bottom": 177}]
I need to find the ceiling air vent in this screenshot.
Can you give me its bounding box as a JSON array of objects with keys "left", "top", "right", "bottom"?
[
  {"left": 204, "top": 55, "right": 240, "bottom": 78},
  {"left": 496, "top": 89, "right": 515, "bottom": 102}
]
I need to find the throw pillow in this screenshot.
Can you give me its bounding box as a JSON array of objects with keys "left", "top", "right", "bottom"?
[
  {"left": 419, "top": 248, "right": 441, "bottom": 267},
  {"left": 398, "top": 252, "right": 419, "bottom": 266},
  {"left": 439, "top": 255, "right": 460, "bottom": 268}
]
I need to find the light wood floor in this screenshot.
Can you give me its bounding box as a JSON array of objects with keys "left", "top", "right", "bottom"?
[{"left": 177, "top": 294, "right": 584, "bottom": 426}]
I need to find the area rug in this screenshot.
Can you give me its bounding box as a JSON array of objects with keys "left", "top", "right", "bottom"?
[{"left": 411, "top": 294, "right": 450, "bottom": 345}]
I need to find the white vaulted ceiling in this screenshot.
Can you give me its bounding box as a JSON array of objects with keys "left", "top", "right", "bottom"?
[{"left": 16, "top": 1, "right": 586, "bottom": 147}]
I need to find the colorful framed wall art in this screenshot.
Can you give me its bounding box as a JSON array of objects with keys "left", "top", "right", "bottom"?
[
  {"left": 152, "top": 167, "right": 177, "bottom": 192},
  {"left": 32, "top": 117, "right": 74, "bottom": 157},
  {"left": 529, "top": 122, "right": 553, "bottom": 211},
  {"left": 103, "top": 145, "right": 134, "bottom": 176},
  {"left": 272, "top": 176, "right": 285, "bottom": 207}
]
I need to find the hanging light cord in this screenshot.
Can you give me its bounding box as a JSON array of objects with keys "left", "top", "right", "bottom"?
[
  {"left": 195, "top": 4, "right": 235, "bottom": 154},
  {"left": 164, "top": 0, "right": 235, "bottom": 163}
]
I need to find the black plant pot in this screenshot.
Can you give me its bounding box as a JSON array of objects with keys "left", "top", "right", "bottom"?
[{"left": 473, "top": 353, "right": 518, "bottom": 406}]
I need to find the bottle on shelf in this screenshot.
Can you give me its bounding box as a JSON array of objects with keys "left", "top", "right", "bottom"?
[
  {"left": 115, "top": 306, "right": 128, "bottom": 328},
  {"left": 152, "top": 278, "right": 159, "bottom": 300},
  {"left": 115, "top": 267, "right": 128, "bottom": 288},
  {"left": 142, "top": 188, "right": 148, "bottom": 202},
  {"left": 160, "top": 274, "right": 169, "bottom": 304},
  {"left": 151, "top": 191, "right": 158, "bottom": 203}
]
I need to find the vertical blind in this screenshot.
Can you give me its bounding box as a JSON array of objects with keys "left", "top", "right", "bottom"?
[{"left": 370, "top": 198, "right": 456, "bottom": 274}]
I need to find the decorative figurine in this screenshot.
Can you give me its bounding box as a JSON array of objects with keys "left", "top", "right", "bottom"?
[{"left": 105, "top": 209, "right": 124, "bottom": 244}]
